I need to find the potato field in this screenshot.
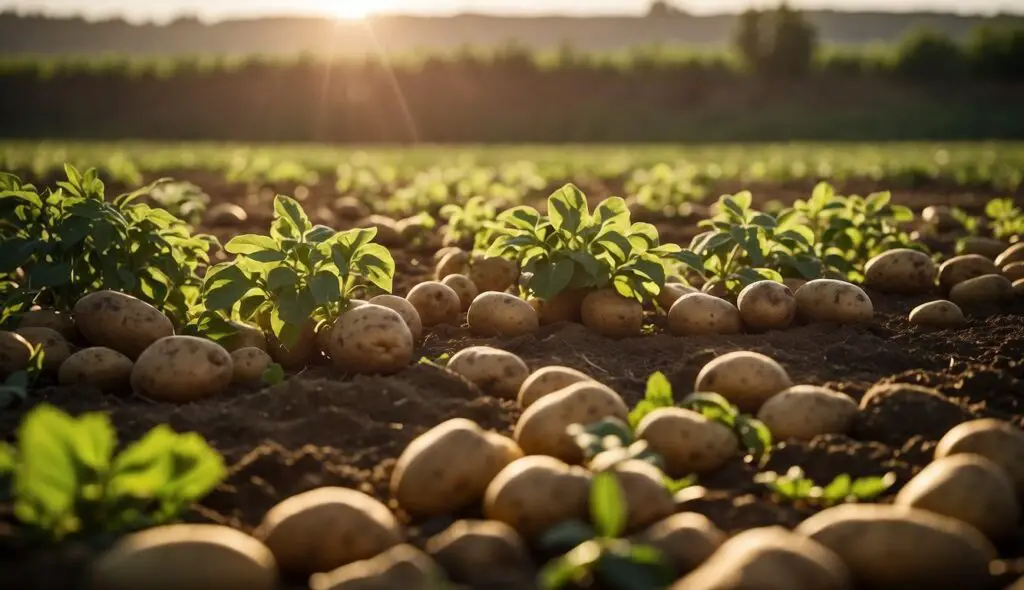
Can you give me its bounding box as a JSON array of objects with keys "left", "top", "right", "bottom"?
[{"left": 1, "top": 141, "right": 1023, "bottom": 590}]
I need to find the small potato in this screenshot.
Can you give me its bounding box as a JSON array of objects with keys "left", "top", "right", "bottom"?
[
  {"left": 483, "top": 455, "right": 592, "bottom": 539},
  {"left": 657, "top": 283, "right": 699, "bottom": 312},
  {"left": 446, "top": 346, "right": 529, "bottom": 399},
  {"left": 18, "top": 308, "right": 78, "bottom": 341},
  {"left": 673, "top": 526, "right": 851, "bottom": 590},
  {"left": 441, "top": 274, "right": 478, "bottom": 312},
  {"left": 130, "top": 336, "right": 233, "bottom": 403},
  {"left": 514, "top": 381, "right": 628, "bottom": 463},
  {"left": 636, "top": 407, "right": 737, "bottom": 476},
  {"left": 425, "top": 520, "right": 532, "bottom": 586},
  {"left": 588, "top": 458, "right": 675, "bottom": 532},
  {"left": 406, "top": 281, "right": 462, "bottom": 328},
  {"left": 58, "top": 347, "right": 132, "bottom": 392},
  {"left": 360, "top": 214, "right": 403, "bottom": 247},
  {"left": 908, "top": 300, "right": 966, "bottom": 328},
  {"left": 0, "top": 330, "right": 34, "bottom": 377},
  {"left": 74, "top": 290, "right": 174, "bottom": 358},
  {"left": 517, "top": 365, "right": 594, "bottom": 409},
  {"left": 267, "top": 321, "right": 318, "bottom": 370},
  {"left": 14, "top": 326, "right": 71, "bottom": 371},
  {"left": 326, "top": 304, "right": 414, "bottom": 374},
  {"left": 922, "top": 205, "right": 959, "bottom": 231},
  {"left": 309, "top": 544, "right": 444, "bottom": 590},
  {"left": 529, "top": 288, "right": 588, "bottom": 325},
  {"left": 948, "top": 273, "right": 1014, "bottom": 306},
  {"left": 391, "top": 418, "right": 522, "bottom": 517},
  {"left": 467, "top": 292, "right": 539, "bottom": 337},
  {"left": 995, "top": 242, "right": 1024, "bottom": 267},
  {"left": 635, "top": 513, "right": 726, "bottom": 576},
  {"left": 896, "top": 454, "right": 1018, "bottom": 540},
  {"left": 694, "top": 351, "right": 792, "bottom": 412},
  {"left": 255, "top": 487, "right": 403, "bottom": 576},
  {"left": 581, "top": 288, "right": 643, "bottom": 338},
  {"left": 959, "top": 236, "right": 1006, "bottom": 260},
  {"left": 935, "top": 418, "right": 1024, "bottom": 497},
  {"left": 334, "top": 196, "right": 370, "bottom": 221},
  {"left": 369, "top": 294, "right": 424, "bottom": 341},
  {"left": 756, "top": 385, "right": 857, "bottom": 441},
  {"left": 224, "top": 321, "right": 267, "bottom": 352},
  {"left": 434, "top": 246, "right": 462, "bottom": 263},
  {"left": 204, "top": 203, "right": 248, "bottom": 226},
  {"left": 796, "top": 504, "right": 996, "bottom": 590},
  {"left": 737, "top": 280, "right": 797, "bottom": 330},
  {"left": 1004, "top": 262, "right": 1024, "bottom": 282},
  {"left": 938, "top": 254, "right": 999, "bottom": 291},
  {"left": 668, "top": 293, "right": 742, "bottom": 336},
  {"left": 231, "top": 347, "right": 272, "bottom": 383},
  {"left": 91, "top": 524, "right": 277, "bottom": 590},
  {"left": 435, "top": 249, "right": 469, "bottom": 280},
  {"left": 469, "top": 256, "right": 519, "bottom": 293},
  {"left": 863, "top": 248, "right": 936, "bottom": 294},
  {"left": 794, "top": 279, "right": 873, "bottom": 325}
]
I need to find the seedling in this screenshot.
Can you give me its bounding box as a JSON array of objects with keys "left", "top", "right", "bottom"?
[
  {"left": 755, "top": 466, "right": 896, "bottom": 506},
  {"left": 148, "top": 181, "right": 210, "bottom": 227},
  {"left": 440, "top": 195, "right": 498, "bottom": 250}
]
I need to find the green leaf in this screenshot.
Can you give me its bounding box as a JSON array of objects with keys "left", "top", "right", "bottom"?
[
  {"left": 529, "top": 258, "right": 575, "bottom": 300},
  {"left": 590, "top": 471, "right": 627, "bottom": 538},
  {"left": 161, "top": 433, "right": 226, "bottom": 504},
  {"left": 644, "top": 372, "right": 673, "bottom": 406},
  {"left": 108, "top": 426, "right": 177, "bottom": 498},
  {"left": 225, "top": 234, "right": 279, "bottom": 255},
  {"left": 850, "top": 473, "right": 897, "bottom": 500},
  {"left": 548, "top": 183, "right": 589, "bottom": 236},
  {"left": 13, "top": 405, "right": 82, "bottom": 534},
  {"left": 273, "top": 195, "right": 312, "bottom": 238},
  {"left": 539, "top": 545, "right": 597, "bottom": 590},
  {"left": 308, "top": 271, "right": 342, "bottom": 306},
  {"left": 353, "top": 244, "right": 396, "bottom": 294},
  {"left": 0, "top": 442, "right": 15, "bottom": 475},
  {"left": 29, "top": 262, "right": 71, "bottom": 288},
  {"left": 593, "top": 197, "right": 630, "bottom": 228},
  {"left": 821, "top": 474, "right": 852, "bottom": 504},
  {"left": 736, "top": 416, "right": 773, "bottom": 460},
  {"left": 262, "top": 363, "right": 285, "bottom": 385},
  {"left": 266, "top": 267, "right": 300, "bottom": 292}
]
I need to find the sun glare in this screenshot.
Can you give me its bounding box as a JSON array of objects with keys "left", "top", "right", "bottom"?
[{"left": 318, "top": 1, "right": 386, "bottom": 20}]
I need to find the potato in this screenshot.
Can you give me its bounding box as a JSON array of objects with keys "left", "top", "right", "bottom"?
[
  {"left": 441, "top": 274, "right": 478, "bottom": 311},
  {"left": 673, "top": 526, "right": 852, "bottom": 590},
  {"left": 935, "top": 418, "right": 1024, "bottom": 497},
  {"left": 267, "top": 321, "right": 318, "bottom": 369},
  {"left": 224, "top": 321, "right": 267, "bottom": 352},
  {"left": 694, "top": 351, "right": 792, "bottom": 412},
  {"left": 309, "top": 544, "right": 444, "bottom": 590},
  {"left": 334, "top": 196, "right": 370, "bottom": 221},
  {"left": 908, "top": 300, "right": 966, "bottom": 327},
  {"left": 938, "top": 254, "right": 999, "bottom": 290},
  {"left": 230, "top": 347, "right": 272, "bottom": 383},
  {"left": 922, "top": 205, "right": 959, "bottom": 231},
  {"left": 91, "top": 524, "right": 277, "bottom": 590},
  {"left": 1004, "top": 261, "right": 1024, "bottom": 282},
  {"left": 446, "top": 346, "right": 529, "bottom": 399},
  {"left": 783, "top": 277, "right": 809, "bottom": 292},
  {"left": 0, "top": 330, "right": 34, "bottom": 377},
  {"left": 14, "top": 326, "right": 71, "bottom": 371},
  {"left": 469, "top": 256, "right": 519, "bottom": 293},
  {"left": 959, "top": 236, "right": 1006, "bottom": 260},
  {"left": 1016, "top": 278, "right": 1024, "bottom": 296},
  {"left": 391, "top": 418, "right": 522, "bottom": 517},
  {"left": 368, "top": 294, "right": 423, "bottom": 341},
  {"left": 794, "top": 279, "right": 873, "bottom": 325},
  {"left": 406, "top": 281, "right": 462, "bottom": 328},
  {"left": 948, "top": 273, "right": 1014, "bottom": 306},
  {"left": 325, "top": 304, "right": 414, "bottom": 374},
  {"left": 130, "top": 336, "right": 233, "bottom": 403},
  {"left": 588, "top": 458, "right": 675, "bottom": 532},
  {"left": 435, "top": 249, "right": 469, "bottom": 280},
  {"left": 517, "top": 365, "right": 593, "bottom": 409},
  {"left": 255, "top": 487, "right": 403, "bottom": 576},
  {"left": 737, "top": 280, "right": 797, "bottom": 330},
  {"left": 581, "top": 288, "right": 643, "bottom": 338},
  {"left": 514, "top": 381, "right": 628, "bottom": 463},
  {"left": 58, "top": 347, "right": 132, "bottom": 392},
  {"left": 529, "top": 288, "right": 589, "bottom": 324},
  {"left": 995, "top": 241, "right": 1024, "bottom": 267},
  {"left": 796, "top": 504, "right": 996, "bottom": 590},
  {"left": 483, "top": 455, "right": 592, "bottom": 538},
  {"left": 667, "top": 293, "right": 742, "bottom": 336},
  {"left": 360, "top": 214, "right": 403, "bottom": 247},
  {"left": 74, "top": 290, "right": 174, "bottom": 358},
  {"left": 863, "top": 248, "right": 937, "bottom": 294},
  {"left": 756, "top": 385, "right": 856, "bottom": 440},
  {"left": 635, "top": 407, "right": 737, "bottom": 476},
  {"left": 204, "top": 203, "right": 248, "bottom": 226},
  {"left": 701, "top": 280, "right": 729, "bottom": 298},
  {"left": 635, "top": 513, "right": 725, "bottom": 575},
  {"left": 657, "top": 283, "right": 698, "bottom": 312},
  {"left": 895, "top": 454, "right": 1018, "bottom": 540},
  {"left": 467, "top": 292, "right": 539, "bottom": 337},
  {"left": 18, "top": 308, "right": 78, "bottom": 340},
  {"left": 424, "top": 520, "right": 532, "bottom": 586}
]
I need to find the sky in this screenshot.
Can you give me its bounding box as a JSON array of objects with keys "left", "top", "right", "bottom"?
[{"left": 3, "top": 0, "right": 1021, "bottom": 23}]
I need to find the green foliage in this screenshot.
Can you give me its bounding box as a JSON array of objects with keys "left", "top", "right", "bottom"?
[
  {"left": 627, "top": 371, "right": 674, "bottom": 430},
  {"left": 0, "top": 343, "right": 45, "bottom": 409},
  {"left": 895, "top": 27, "right": 966, "bottom": 79},
  {"left": 261, "top": 362, "right": 285, "bottom": 386},
  {"left": 0, "top": 404, "right": 225, "bottom": 541},
  {"left": 440, "top": 196, "right": 498, "bottom": 250},
  {"left": 147, "top": 181, "right": 209, "bottom": 227},
  {"left": 568, "top": 418, "right": 664, "bottom": 470},
  {"left": 755, "top": 466, "right": 896, "bottom": 506},
  {"left": 734, "top": 4, "right": 818, "bottom": 78},
  {"left": 983, "top": 198, "right": 1024, "bottom": 241}
]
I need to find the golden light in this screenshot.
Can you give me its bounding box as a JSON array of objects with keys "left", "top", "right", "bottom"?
[{"left": 316, "top": 0, "right": 387, "bottom": 20}]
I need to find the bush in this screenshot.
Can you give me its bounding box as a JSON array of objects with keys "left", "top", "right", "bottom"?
[
  {"left": 894, "top": 28, "right": 966, "bottom": 79},
  {"left": 967, "top": 25, "right": 1024, "bottom": 79}
]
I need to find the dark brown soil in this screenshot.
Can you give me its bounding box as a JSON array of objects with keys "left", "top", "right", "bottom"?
[{"left": 2, "top": 174, "right": 1023, "bottom": 589}]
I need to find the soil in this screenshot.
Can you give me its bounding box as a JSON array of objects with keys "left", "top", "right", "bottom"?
[{"left": 2, "top": 173, "right": 1023, "bottom": 589}]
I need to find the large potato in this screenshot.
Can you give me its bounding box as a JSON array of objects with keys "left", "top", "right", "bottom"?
[
  {"left": 267, "top": 321, "right": 319, "bottom": 369},
  {"left": 529, "top": 288, "right": 588, "bottom": 325},
  {"left": 796, "top": 504, "right": 996, "bottom": 590},
  {"left": 326, "top": 304, "right": 414, "bottom": 374},
  {"left": 959, "top": 236, "right": 1006, "bottom": 260},
  {"left": 91, "top": 524, "right": 277, "bottom": 590},
  {"left": 737, "top": 280, "right": 797, "bottom": 330},
  {"left": 73, "top": 290, "right": 174, "bottom": 358},
  {"left": 948, "top": 273, "right": 1014, "bottom": 306},
  {"left": 794, "top": 280, "right": 873, "bottom": 324},
  {"left": 667, "top": 293, "right": 742, "bottom": 336},
  {"left": 938, "top": 254, "right": 998, "bottom": 291},
  {"left": 514, "top": 381, "right": 628, "bottom": 463},
  {"left": 224, "top": 321, "right": 267, "bottom": 352},
  {"left": 14, "top": 326, "right": 70, "bottom": 371},
  {"left": 908, "top": 300, "right": 966, "bottom": 328},
  {"left": 635, "top": 407, "right": 737, "bottom": 476},
  {"left": 18, "top": 308, "right": 78, "bottom": 341},
  {"left": 756, "top": 385, "right": 858, "bottom": 441},
  {"left": 467, "top": 292, "right": 539, "bottom": 337},
  {"left": 581, "top": 288, "right": 643, "bottom": 338},
  {"left": 469, "top": 256, "right": 519, "bottom": 293},
  {"left": 390, "top": 418, "right": 522, "bottom": 517},
  {"left": 435, "top": 249, "right": 469, "bottom": 280},
  {"left": 673, "top": 526, "right": 852, "bottom": 590},
  {"left": 406, "top": 281, "right": 461, "bottom": 328},
  {"left": 441, "top": 274, "right": 478, "bottom": 311},
  {"left": 657, "top": 283, "right": 698, "bottom": 312},
  {"left": 935, "top": 418, "right": 1024, "bottom": 497},
  {"left": 0, "top": 331, "right": 33, "bottom": 377},
  {"left": 368, "top": 294, "right": 423, "bottom": 341},
  {"left": 446, "top": 346, "right": 529, "bottom": 399},
  {"left": 694, "top": 351, "right": 792, "bottom": 412},
  {"left": 517, "top": 365, "right": 594, "bottom": 409},
  {"left": 424, "top": 520, "right": 532, "bottom": 586},
  {"left": 995, "top": 242, "right": 1024, "bottom": 267},
  {"left": 895, "top": 454, "right": 1018, "bottom": 540},
  {"left": 588, "top": 458, "right": 675, "bottom": 532},
  {"left": 483, "top": 455, "right": 592, "bottom": 538},
  {"left": 130, "top": 336, "right": 233, "bottom": 403},
  {"left": 863, "top": 248, "right": 936, "bottom": 294},
  {"left": 1004, "top": 261, "right": 1024, "bottom": 282},
  {"left": 255, "top": 487, "right": 403, "bottom": 576},
  {"left": 58, "top": 347, "right": 132, "bottom": 392},
  {"left": 635, "top": 513, "right": 726, "bottom": 576},
  {"left": 230, "top": 347, "right": 272, "bottom": 383},
  {"left": 309, "top": 544, "right": 443, "bottom": 590}
]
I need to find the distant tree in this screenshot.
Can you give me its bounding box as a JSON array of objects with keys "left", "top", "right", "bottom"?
[
  {"left": 895, "top": 28, "right": 965, "bottom": 79},
  {"left": 967, "top": 25, "right": 1024, "bottom": 80},
  {"left": 648, "top": 1, "right": 687, "bottom": 17},
  {"left": 733, "top": 3, "right": 818, "bottom": 78},
  {"left": 734, "top": 9, "right": 763, "bottom": 72}
]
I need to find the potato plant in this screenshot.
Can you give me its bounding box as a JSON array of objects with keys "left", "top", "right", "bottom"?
[
  {"left": 0, "top": 342, "right": 43, "bottom": 408},
  {"left": 953, "top": 197, "right": 1024, "bottom": 243},
  {"left": 754, "top": 466, "right": 897, "bottom": 507},
  {"left": 439, "top": 195, "right": 498, "bottom": 249}
]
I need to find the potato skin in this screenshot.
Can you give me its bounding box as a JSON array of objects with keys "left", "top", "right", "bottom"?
[
  {"left": 467, "top": 292, "right": 539, "bottom": 337},
  {"left": 483, "top": 455, "right": 592, "bottom": 539},
  {"left": 922, "top": 205, "right": 959, "bottom": 231},
  {"left": 948, "top": 273, "right": 1014, "bottom": 306},
  {"left": 230, "top": 347, "right": 272, "bottom": 383},
  {"left": 435, "top": 249, "right": 469, "bottom": 280},
  {"left": 756, "top": 385, "right": 857, "bottom": 441},
  {"left": 0, "top": 330, "right": 34, "bottom": 377},
  {"left": 266, "top": 321, "right": 318, "bottom": 370},
  {"left": 326, "top": 304, "right": 414, "bottom": 375},
  {"left": 130, "top": 336, "right": 233, "bottom": 403},
  {"left": 224, "top": 321, "right": 267, "bottom": 352},
  {"left": 368, "top": 294, "right": 423, "bottom": 341},
  {"left": 517, "top": 365, "right": 593, "bottom": 409},
  {"left": 908, "top": 300, "right": 966, "bottom": 327},
  {"left": 694, "top": 351, "right": 792, "bottom": 412},
  {"left": 14, "top": 326, "right": 71, "bottom": 371},
  {"left": 581, "top": 288, "right": 643, "bottom": 338},
  {"left": 589, "top": 459, "right": 675, "bottom": 532},
  {"left": 635, "top": 407, "right": 737, "bottom": 476},
  {"left": 959, "top": 236, "right": 1006, "bottom": 260},
  {"left": 309, "top": 544, "right": 442, "bottom": 590},
  {"left": 204, "top": 203, "right": 247, "bottom": 226},
  {"left": 74, "top": 290, "right": 174, "bottom": 359},
  {"left": 737, "top": 280, "right": 797, "bottom": 330},
  {"left": 446, "top": 346, "right": 529, "bottom": 399},
  {"left": 514, "top": 381, "right": 628, "bottom": 463},
  {"left": 18, "top": 308, "right": 78, "bottom": 341},
  {"left": 390, "top": 418, "right": 522, "bottom": 517},
  {"left": 92, "top": 524, "right": 277, "bottom": 590},
  {"left": 935, "top": 418, "right": 1024, "bottom": 497},
  {"left": 938, "top": 254, "right": 998, "bottom": 291},
  {"left": 657, "top": 283, "right": 698, "bottom": 312},
  {"left": 334, "top": 196, "right": 370, "bottom": 221},
  {"left": 864, "top": 248, "right": 937, "bottom": 294},
  {"left": 794, "top": 279, "right": 873, "bottom": 325},
  {"left": 441, "top": 274, "right": 478, "bottom": 312},
  {"left": 406, "top": 281, "right": 462, "bottom": 328},
  {"left": 360, "top": 214, "right": 403, "bottom": 247},
  {"left": 635, "top": 513, "right": 726, "bottom": 576},
  {"left": 1015, "top": 278, "right": 1024, "bottom": 296},
  {"left": 529, "top": 288, "right": 589, "bottom": 325},
  {"left": 667, "top": 293, "right": 742, "bottom": 336},
  {"left": 1004, "top": 262, "right": 1024, "bottom": 282},
  {"left": 424, "top": 520, "right": 532, "bottom": 585},
  {"left": 255, "top": 487, "right": 403, "bottom": 576},
  {"left": 58, "top": 347, "right": 132, "bottom": 392},
  {"left": 469, "top": 256, "right": 519, "bottom": 293},
  {"left": 995, "top": 242, "right": 1024, "bottom": 267}
]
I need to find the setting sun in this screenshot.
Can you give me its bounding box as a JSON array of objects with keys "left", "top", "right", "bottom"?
[{"left": 317, "top": 0, "right": 391, "bottom": 20}]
